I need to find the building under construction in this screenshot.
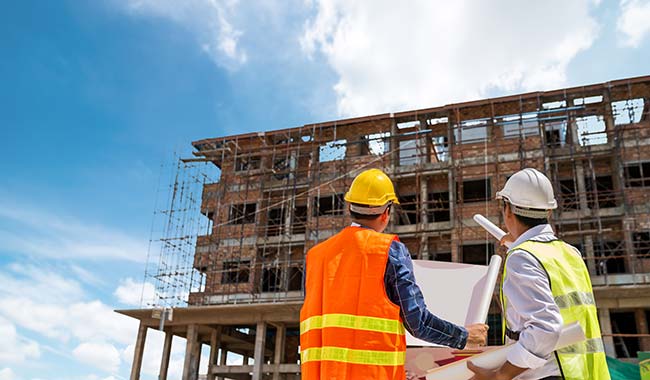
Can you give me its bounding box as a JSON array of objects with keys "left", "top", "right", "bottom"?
[{"left": 119, "top": 75, "right": 650, "bottom": 380}]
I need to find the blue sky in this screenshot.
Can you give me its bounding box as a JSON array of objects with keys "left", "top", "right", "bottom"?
[{"left": 1, "top": 1, "right": 649, "bottom": 379}]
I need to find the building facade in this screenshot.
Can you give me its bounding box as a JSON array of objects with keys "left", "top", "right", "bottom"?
[{"left": 120, "top": 75, "right": 650, "bottom": 380}]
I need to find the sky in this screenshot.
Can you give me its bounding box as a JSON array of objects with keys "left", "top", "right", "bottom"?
[{"left": 0, "top": 0, "right": 649, "bottom": 379}]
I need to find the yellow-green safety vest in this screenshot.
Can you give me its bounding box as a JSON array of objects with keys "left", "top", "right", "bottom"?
[{"left": 501, "top": 240, "right": 610, "bottom": 380}]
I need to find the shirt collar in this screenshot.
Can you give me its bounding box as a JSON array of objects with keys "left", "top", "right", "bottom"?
[{"left": 510, "top": 224, "right": 556, "bottom": 248}]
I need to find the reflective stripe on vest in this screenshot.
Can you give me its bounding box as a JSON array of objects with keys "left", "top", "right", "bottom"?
[
  {"left": 503, "top": 240, "right": 610, "bottom": 380},
  {"left": 301, "top": 347, "right": 406, "bottom": 366},
  {"left": 301, "top": 313, "right": 406, "bottom": 336}
]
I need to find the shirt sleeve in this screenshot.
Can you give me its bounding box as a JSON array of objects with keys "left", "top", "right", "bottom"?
[
  {"left": 504, "top": 250, "right": 563, "bottom": 369},
  {"left": 384, "top": 240, "right": 468, "bottom": 349}
]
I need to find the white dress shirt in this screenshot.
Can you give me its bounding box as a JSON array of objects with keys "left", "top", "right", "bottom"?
[{"left": 503, "top": 224, "right": 568, "bottom": 380}]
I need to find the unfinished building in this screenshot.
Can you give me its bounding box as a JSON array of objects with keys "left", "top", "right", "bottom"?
[{"left": 119, "top": 75, "right": 650, "bottom": 380}]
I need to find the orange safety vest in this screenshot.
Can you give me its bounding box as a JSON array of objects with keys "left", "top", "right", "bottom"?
[{"left": 300, "top": 226, "right": 406, "bottom": 380}]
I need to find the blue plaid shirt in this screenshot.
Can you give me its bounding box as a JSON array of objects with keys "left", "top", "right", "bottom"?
[{"left": 385, "top": 239, "right": 468, "bottom": 349}]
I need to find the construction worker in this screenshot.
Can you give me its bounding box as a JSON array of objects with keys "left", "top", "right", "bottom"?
[
  {"left": 468, "top": 168, "right": 610, "bottom": 380},
  {"left": 300, "top": 168, "right": 488, "bottom": 380}
]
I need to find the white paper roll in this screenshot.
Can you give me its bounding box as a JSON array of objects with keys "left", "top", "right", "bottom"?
[
  {"left": 467, "top": 255, "right": 502, "bottom": 324},
  {"left": 473, "top": 214, "right": 511, "bottom": 248},
  {"left": 425, "top": 322, "right": 586, "bottom": 380}
]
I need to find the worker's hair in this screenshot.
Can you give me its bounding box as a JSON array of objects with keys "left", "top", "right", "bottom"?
[
  {"left": 349, "top": 204, "right": 392, "bottom": 221},
  {"left": 503, "top": 201, "right": 548, "bottom": 228},
  {"left": 514, "top": 214, "right": 548, "bottom": 229}
]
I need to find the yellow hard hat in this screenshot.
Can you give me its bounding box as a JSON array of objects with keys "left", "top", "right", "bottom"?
[{"left": 344, "top": 169, "right": 400, "bottom": 208}]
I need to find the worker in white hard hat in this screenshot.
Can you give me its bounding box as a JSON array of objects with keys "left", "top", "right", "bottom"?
[
  {"left": 300, "top": 168, "right": 488, "bottom": 380},
  {"left": 468, "top": 168, "right": 610, "bottom": 380}
]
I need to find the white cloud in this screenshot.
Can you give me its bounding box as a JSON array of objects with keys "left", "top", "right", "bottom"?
[
  {"left": 617, "top": 0, "right": 650, "bottom": 47},
  {"left": 0, "top": 316, "right": 40, "bottom": 364},
  {"left": 0, "top": 199, "right": 148, "bottom": 262},
  {"left": 73, "top": 342, "right": 121, "bottom": 373},
  {"left": 114, "top": 278, "right": 155, "bottom": 307},
  {"left": 0, "top": 368, "right": 15, "bottom": 380},
  {"left": 115, "top": 0, "right": 247, "bottom": 69},
  {"left": 301, "top": 0, "right": 600, "bottom": 117}
]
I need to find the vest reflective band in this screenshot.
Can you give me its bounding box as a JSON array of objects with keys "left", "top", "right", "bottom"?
[
  {"left": 301, "top": 347, "right": 406, "bottom": 366},
  {"left": 502, "top": 240, "right": 610, "bottom": 380},
  {"left": 300, "top": 226, "right": 406, "bottom": 380},
  {"left": 301, "top": 314, "right": 406, "bottom": 336}
]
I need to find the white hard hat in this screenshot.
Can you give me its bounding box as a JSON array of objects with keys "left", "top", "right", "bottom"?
[{"left": 496, "top": 168, "right": 557, "bottom": 218}]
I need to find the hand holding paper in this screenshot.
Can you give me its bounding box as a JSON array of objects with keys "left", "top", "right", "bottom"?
[{"left": 473, "top": 214, "right": 512, "bottom": 248}]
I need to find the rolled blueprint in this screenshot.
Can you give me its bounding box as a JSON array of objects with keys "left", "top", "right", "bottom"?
[
  {"left": 473, "top": 214, "right": 511, "bottom": 248},
  {"left": 467, "top": 255, "right": 502, "bottom": 324},
  {"left": 426, "top": 322, "right": 586, "bottom": 380}
]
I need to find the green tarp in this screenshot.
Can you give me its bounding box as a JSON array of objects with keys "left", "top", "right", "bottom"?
[{"left": 607, "top": 356, "right": 640, "bottom": 380}]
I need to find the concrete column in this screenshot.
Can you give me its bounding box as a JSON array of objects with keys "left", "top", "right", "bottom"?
[
  {"left": 183, "top": 324, "right": 201, "bottom": 380},
  {"left": 159, "top": 331, "right": 173, "bottom": 380},
  {"left": 598, "top": 308, "right": 617, "bottom": 357},
  {"left": 420, "top": 175, "right": 428, "bottom": 226},
  {"left": 273, "top": 324, "right": 286, "bottom": 380},
  {"left": 130, "top": 322, "right": 148, "bottom": 380},
  {"left": 583, "top": 235, "right": 597, "bottom": 275},
  {"left": 623, "top": 218, "right": 636, "bottom": 274},
  {"left": 575, "top": 163, "right": 589, "bottom": 212},
  {"left": 217, "top": 345, "right": 228, "bottom": 380},
  {"left": 636, "top": 308, "right": 650, "bottom": 352},
  {"left": 253, "top": 321, "right": 267, "bottom": 380},
  {"left": 207, "top": 327, "right": 222, "bottom": 380}
]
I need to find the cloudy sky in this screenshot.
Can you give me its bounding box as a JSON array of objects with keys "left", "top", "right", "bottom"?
[{"left": 1, "top": 1, "right": 649, "bottom": 379}]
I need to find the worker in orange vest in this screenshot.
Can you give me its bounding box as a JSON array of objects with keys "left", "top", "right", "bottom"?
[{"left": 300, "top": 168, "right": 488, "bottom": 380}]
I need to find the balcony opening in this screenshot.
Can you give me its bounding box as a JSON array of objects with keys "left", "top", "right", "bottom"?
[
  {"left": 633, "top": 232, "right": 650, "bottom": 259},
  {"left": 585, "top": 175, "right": 617, "bottom": 209},
  {"left": 431, "top": 136, "right": 449, "bottom": 162},
  {"left": 625, "top": 162, "right": 650, "bottom": 188},
  {"left": 288, "top": 266, "right": 303, "bottom": 291},
  {"left": 229, "top": 203, "right": 257, "bottom": 224},
  {"left": 319, "top": 139, "right": 347, "bottom": 162},
  {"left": 262, "top": 267, "right": 282, "bottom": 292},
  {"left": 235, "top": 155, "right": 261, "bottom": 172},
  {"left": 427, "top": 192, "right": 450, "bottom": 222},
  {"left": 397, "top": 194, "right": 419, "bottom": 225},
  {"left": 313, "top": 193, "right": 344, "bottom": 217},
  {"left": 432, "top": 251, "right": 451, "bottom": 262},
  {"left": 576, "top": 115, "right": 607, "bottom": 146},
  {"left": 461, "top": 244, "right": 494, "bottom": 265},
  {"left": 611, "top": 311, "right": 640, "bottom": 358},
  {"left": 364, "top": 132, "right": 390, "bottom": 156},
  {"left": 544, "top": 120, "right": 567, "bottom": 148},
  {"left": 266, "top": 207, "right": 285, "bottom": 236},
  {"left": 399, "top": 139, "right": 425, "bottom": 166},
  {"left": 291, "top": 205, "right": 308, "bottom": 234},
  {"left": 454, "top": 119, "right": 488, "bottom": 144},
  {"left": 612, "top": 98, "right": 645, "bottom": 125},
  {"left": 559, "top": 179, "right": 578, "bottom": 211},
  {"left": 221, "top": 260, "right": 250, "bottom": 284},
  {"left": 459, "top": 178, "right": 491, "bottom": 203},
  {"left": 594, "top": 240, "right": 625, "bottom": 275}
]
